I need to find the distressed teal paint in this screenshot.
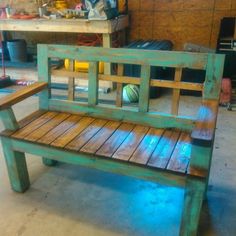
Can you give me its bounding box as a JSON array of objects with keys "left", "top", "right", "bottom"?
[
  {"left": 1, "top": 137, "right": 30, "bottom": 193},
  {"left": 88, "top": 62, "right": 99, "bottom": 106},
  {"left": 180, "top": 178, "right": 205, "bottom": 236},
  {"left": 0, "top": 44, "right": 226, "bottom": 236},
  {"left": 46, "top": 44, "right": 208, "bottom": 69},
  {"left": 48, "top": 99, "right": 195, "bottom": 130},
  {"left": 139, "top": 65, "right": 151, "bottom": 112},
  {"left": 7, "top": 137, "right": 186, "bottom": 187},
  {"left": 37, "top": 44, "right": 51, "bottom": 110},
  {"left": 203, "top": 54, "right": 225, "bottom": 99},
  {"left": 42, "top": 157, "right": 58, "bottom": 166},
  {"left": 190, "top": 144, "right": 212, "bottom": 171},
  {"left": 0, "top": 108, "right": 19, "bottom": 130}
]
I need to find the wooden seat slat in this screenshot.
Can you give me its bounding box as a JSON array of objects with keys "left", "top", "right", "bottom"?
[
  {"left": 24, "top": 113, "right": 70, "bottom": 142},
  {"left": 96, "top": 123, "right": 134, "bottom": 157},
  {"left": 38, "top": 115, "right": 82, "bottom": 145},
  {"left": 129, "top": 128, "right": 164, "bottom": 165},
  {"left": 66, "top": 119, "right": 108, "bottom": 151},
  {"left": 52, "top": 117, "right": 95, "bottom": 148},
  {"left": 12, "top": 111, "right": 59, "bottom": 139},
  {"left": 148, "top": 130, "right": 180, "bottom": 169},
  {"left": 80, "top": 120, "right": 121, "bottom": 154},
  {"left": 112, "top": 125, "right": 150, "bottom": 161},
  {"left": 167, "top": 132, "right": 191, "bottom": 173}
]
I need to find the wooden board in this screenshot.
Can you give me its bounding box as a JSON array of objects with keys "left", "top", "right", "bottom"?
[
  {"left": 80, "top": 120, "right": 121, "bottom": 154},
  {"left": 66, "top": 119, "right": 107, "bottom": 151},
  {"left": 24, "top": 113, "right": 70, "bottom": 142},
  {"left": 38, "top": 115, "right": 82, "bottom": 145},
  {"left": 0, "top": 16, "right": 129, "bottom": 34},
  {"left": 96, "top": 122, "right": 134, "bottom": 157},
  {"left": 52, "top": 117, "right": 95, "bottom": 148},
  {"left": 167, "top": 132, "right": 192, "bottom": 173},
  {"left": 12, "top": 111, "right": 58, "bottom": 139},
  {"left": 0, "top": 82, "right": 47, "bottom": 110},
  {"left": 129, "top": 128, "right": 164, "bottom": 164},
  {"left": 148, "top": 130, "right": 180, "bottom": 168},
  {"left": 112, "top": 125, "right": 149, "bottom": 161}
]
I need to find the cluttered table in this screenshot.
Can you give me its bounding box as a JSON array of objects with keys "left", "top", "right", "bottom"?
[
  {"left": 0, "top": 15, "right": 129, "bottom": 34},
  {"left": 0, "top": 15, "right": 129, "bottom": 90}
]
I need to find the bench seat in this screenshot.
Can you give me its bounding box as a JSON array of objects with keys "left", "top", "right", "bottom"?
[{"left": 1, "top": 110, "right": 201, "bottom": 177}]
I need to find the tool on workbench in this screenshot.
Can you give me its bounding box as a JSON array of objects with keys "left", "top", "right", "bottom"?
[
  {"left": 0, "top": 40, "right": 12, "bottom": 88},
  {"left": 85, "top": 0, "right": 118, "bottom": 20}
]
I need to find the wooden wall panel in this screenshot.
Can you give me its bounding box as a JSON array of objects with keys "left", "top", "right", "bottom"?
[{"left": 130, "top": 0, "right": 236, "bottom": 50}]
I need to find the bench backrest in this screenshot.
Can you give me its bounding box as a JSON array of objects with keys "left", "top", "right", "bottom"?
[{"left": 37, "top": 44, "right": 225, "bottom": 131}]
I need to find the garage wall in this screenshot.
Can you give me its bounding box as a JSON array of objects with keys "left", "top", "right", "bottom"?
[
  {"left": 2, "top": 0, "right": 236, "bottom": 50},
  {"left": 128, "top": 0, "right": 236, "bottom": 49}
]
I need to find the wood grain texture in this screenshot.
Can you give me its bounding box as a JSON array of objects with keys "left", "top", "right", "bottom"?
[
  {"left": 66, "top": 119, "right": 107, "bottom": 151},
  {"left": 24, "top": 113, "right": 70, "bottom": 142},
  {"left": 80, "top": 120, "right": 121, "bottom": 154},
  {"left": 52, "top": 116, "right": 95, "bottom": 148},
  {"left": 129, "top": 128, "right": 164, "bottom": 164},
  {"left": 0, "top": 82, "right": 47, "bottom": 110},
  {"left": 171, "top": 68, "right": 182, "bottom": 115},
  {"left": 113, "top": 125, "right": 149, "bottom": 161},
  {"left": 47, "top": 45, "right": 208, "bottom": 69},
  {"left": 12, "top": 111, "right": 58, "bottom": 139},
  {"left": 68, "top": 59, "right": 75, "bottom": 101},
  {"left": 88, "top": 62, "right": 99, "bottom": 106},
  {"left": 51, "top": 69, "right": 203, "bottom": 91},
  {"left": 38, "top": 115, "right": 82, "bottom": 145},
  {"left": 167, "top": 132, "right": 192, "bottom": 173},
  {"left": 116, "top": 64, "right": 124, "bottom": 107},
  {"left": 96, "top": 123, "right": 134, "bottom": 157},
  {"left": 139, "top": 65, "right": 151, "bottom": 112},
  {"left": 0, "top": 110, "right": 46, "bottom": 137},
  {"left": 148, "top": 130, "right": 180, "bottom": 168}
]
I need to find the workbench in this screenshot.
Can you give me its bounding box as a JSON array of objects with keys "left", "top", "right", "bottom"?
[{"left": 0, "top": 15, "right": 129, "bottom": 91}]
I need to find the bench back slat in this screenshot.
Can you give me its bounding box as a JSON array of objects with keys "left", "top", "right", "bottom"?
[
  {"left": 139, "top": 65, "right": 151, "bottom": 112},
  {"left": 88, "top": 61, "right": 99, "bottom": 106},
  {"left": 38, "top": 44, "right": 225, "bottom": 130},
  {"left": 47, "top": 45, "right": 208, "bottom": 69}
]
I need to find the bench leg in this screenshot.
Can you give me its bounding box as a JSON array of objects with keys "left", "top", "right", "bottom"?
[
  {"left": 42, "top": 157, "right": 58, "bottom": 166},
  {"left": 2, "top": 138, "right": 30, "bottom": 193},
  {"left": 179, "top": 178, "right": 205, "bottom": 236}
]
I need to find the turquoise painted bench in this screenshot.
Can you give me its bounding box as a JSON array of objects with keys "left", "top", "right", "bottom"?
[{"left": 0, "top": 45, "right": 224, "bottom": 236}]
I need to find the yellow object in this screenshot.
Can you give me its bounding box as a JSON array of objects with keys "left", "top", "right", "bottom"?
[
  {"left": 118, "top": 0, "right": 127, "bottom": 14},
  {"left": 55, "top": 0, "right": 68, "bottom": 10},
  {"left": 65, "top": 59, "right": 104, "bottom": 74}
]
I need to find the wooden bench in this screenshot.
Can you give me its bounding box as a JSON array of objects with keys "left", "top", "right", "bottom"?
[{"left": 0, "top": 44, "right": 225, "bottom": 236}]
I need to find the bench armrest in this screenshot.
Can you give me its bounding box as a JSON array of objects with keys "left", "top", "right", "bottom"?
[
  {"left": 0, "top": 82, "right": 48, "bottom": 111},
  {"left": 191, "top": 100, "right": 218, "bottom": 143}
]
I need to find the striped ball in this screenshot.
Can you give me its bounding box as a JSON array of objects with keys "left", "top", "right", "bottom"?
[{"left": 123, "top": 84, "right": 139, "bottom": 103}]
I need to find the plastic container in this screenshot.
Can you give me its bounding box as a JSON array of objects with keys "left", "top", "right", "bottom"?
[{"left": 7, "top": 39, "right": 27, "bottom": 62}]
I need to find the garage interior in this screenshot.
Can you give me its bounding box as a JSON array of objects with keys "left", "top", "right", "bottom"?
[{"left": 0, "top": 1, "right": 236, "bottom": 236}]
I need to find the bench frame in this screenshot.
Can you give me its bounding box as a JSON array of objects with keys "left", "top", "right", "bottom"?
[{"left": 0, "top": 45, "right": 225, "bottom": 236}]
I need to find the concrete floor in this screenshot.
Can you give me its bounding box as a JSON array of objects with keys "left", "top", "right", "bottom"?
[{"left": 0, "top": 91, "right": 236, "bottom": 236}]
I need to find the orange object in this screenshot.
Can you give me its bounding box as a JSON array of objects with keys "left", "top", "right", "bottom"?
[{"left": 220, "top": 78, "right": 232, "bottom": 104}]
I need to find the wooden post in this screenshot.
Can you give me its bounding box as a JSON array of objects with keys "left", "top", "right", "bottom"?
[
  {"left": 116, "top": 64, "right": 124, "bottom": 107},
  {"left": 1, "top": 137, "right": 30, "bottom": 193},
  {"left": 68, "top": 59, "right": 75, "bottom": 101},
  {"left": 139, "top": 65, "right": 151, "bottom": 112},
  {"left": 180, "top": 177, "right": 205, "bottom": 236},
  {"left": 88, "top": 62, "right": 99, "bottom": 106},
  {"left": 38, "top": 45, "right": 56, "bottom": 165},
  {"left": 171, "top": 68, "right": 182, "bottom": 115}
]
